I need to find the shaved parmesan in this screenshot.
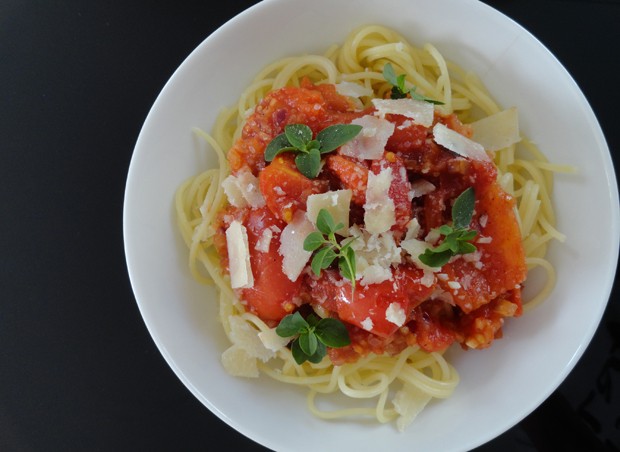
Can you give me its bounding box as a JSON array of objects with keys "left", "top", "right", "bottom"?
[
  {"left": 349, "top": 226, "right": 401, "bottom": 286},
  {"left": 372, "top": 98, "right": 434, "bottom": 127},
  {"left": 401, "top": 237, "right": 436, "bottom": 272},
  {"left": 221, "top": 345, "right": 259, "bottom": 378},
  {"left": 258, "top": 328, "right": 289, "bottom": 352},
  {"left": 360, "top": 317, "right": 374, "bottom": 331},
  {"left": 432, "top": 123, "right": 490, "bottom": 162},
  {"left": 409, "top": 179, "right": 435, "bottom": 199},
  {"left": 222, "top": 170, "right": 265, "bottom": 208},
  {"left": 335, "top": 81, "right": 373, "bottom": 99},
  {"left": 385, "top": 302, "right": 406, "bottom": 327},
  {"left": 360, "top": 264, "right": 393, "bottom": 286},
  {"left": 278, "top": 210, "right": 314, "bottom": 282},
  {"left": 254, "top": 228, "right": 273, "bottom": 253},
  {"left": 393, "top": 383, "right": 433, "bottom": 432},
  {"left": 364, "top": 167, "right": 395, "bottom": 234},
  {"left": 339, "top": 115, "right": 395, "bottom": 160},
  {"left": 470, "top": 107, "right": 520, "bottom": 151},
  {"left": 226, "top": 220, "right": 254, "bottom": 289},
  {"left": 228, "top": 316, "right": 275, "bottom": 362},
  {"left": 306, "top": 189, "right": 352, "bottom": 233}
]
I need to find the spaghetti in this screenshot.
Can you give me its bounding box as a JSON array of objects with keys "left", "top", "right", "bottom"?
[{"left": 175, "top": 24, "right": 572, "bottom": 430}]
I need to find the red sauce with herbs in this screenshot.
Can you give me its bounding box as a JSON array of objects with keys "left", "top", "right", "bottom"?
[{"left": 216, "top": 79, "right": 527, "bottom": 365}]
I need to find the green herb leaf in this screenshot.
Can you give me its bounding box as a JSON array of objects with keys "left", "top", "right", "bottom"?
[
  {"left": 306, "top": 341, "right": 326, "bottom": 364},
  {"left": 298, "top": 330, "right": 318, "bottom": 356},
  {"left": 264, "top": 123, "right": 361, "bottom": 178},
  {"left": 338, "top": 246, "right": 356, "bottom": 283},
  {"left": 316, "top": 208, "right": 337, "bottom": 235},
  {"left": 278, "top": 310, "right": 350, "bottom": 365},
  {"left": 305, "top": 209, "right": 357, "bottom": 291},
  {"left": 264, "top": 133, "right": 295, "bottom": 162},
  {"left": 417, "top": 187, "right": 478, "bottom": 268},
  {"left": 285, "top": 124, "right": 312, "bottom": 150},
  {"left": 419, "top": 248, "right": 453, "bottom": 268},
  {"left": 452, "top": 187, "right": 476, "bottom": 229},
  {"left": 311, "top": 246, "right": 337, "bottom": 276},
  {"left": 314, "top": 318, "right": 351, "bottom": 348},
  {"left": 303, "top": 231, "right": 325, "bottom": 252},
  {"left": 383, "top": 63, "right": 444, "bottom": 104},
  {"left": 275, "top": 312, "right": 308, "bottom": 337},
  {"left": 291, "top": 339, "right": 307, "bottom": 364},
  {"left": 295, "top": 148, "right": 321, "bottom": 178},
  {"left": 316, "top": 124, "right": 363, "bottom": 153}
]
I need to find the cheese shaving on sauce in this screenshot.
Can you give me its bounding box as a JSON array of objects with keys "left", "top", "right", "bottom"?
[
  {"left": 225, "top": 220, "right": 254, "bottom": 289},
  {"left": 364, "top": 167, "right": 396, "bottom": 234},
  {"left": 339, "top": 115, "right": 395, "bottom": 160},
  {"left": 371, "top": 98, "right": 434, "bottom": 127},
  {"left": 278, "top": 210, "right": 315, "bottom": 282},
  {"left": 432, "top": 123, "right": 490, "bottom": 162},
  {"left": 306, "top": 189, "right": 352, "bottom": 233},
  {"left": 222, "top": 170, "right": 265, "bottom": 208}
]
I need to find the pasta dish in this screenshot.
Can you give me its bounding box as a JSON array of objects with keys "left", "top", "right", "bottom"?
[{"left": 175, "top": 24, "right": 571, "bottom": 430}]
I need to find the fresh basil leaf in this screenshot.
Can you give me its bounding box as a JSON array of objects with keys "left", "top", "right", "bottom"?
[
  {"left": 304, "top": 231, "right": 325, "bottom": 252},
  {"left": 291, "top": 339, "right": 307, "bottom": 365},
  {"left": 316, "top": 124, "right": 362, "bottom": 153},
  {"left": 316, "top": 208, "right": 336, "bottom": 235},
  {"left": 285, "top": 124, "right": 312, "bottom": 150},
  {"left": 264, "top": 133, "right": 293, "bottom": 161},
  {"left": 315, "top": 318, "right": 351, "bottom": 347},
  {"left": 276, "top": 312, "right": 308, "bottom": 337},
  {"left": 452, "top": 187, "right": 475, "bottom": 229},
  {"left": 295, "top": 148, "right": 321, "bottom": 178},
  {"left": 298, "top": 331, "right": 318, "bottom": 356}
]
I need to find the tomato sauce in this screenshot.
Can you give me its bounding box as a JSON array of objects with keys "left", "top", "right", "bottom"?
[{"left": 216, "top": 80, "right": 527, "bottom": 365}]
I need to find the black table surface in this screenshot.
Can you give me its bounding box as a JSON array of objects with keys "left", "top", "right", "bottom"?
[{"left": 2, "top": 1, "right": 619, "bottom": 451}]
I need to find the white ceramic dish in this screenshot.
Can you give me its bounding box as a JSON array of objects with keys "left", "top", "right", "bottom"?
[{"left": 123, "top": 0, "right": 619, "bottom": 450}]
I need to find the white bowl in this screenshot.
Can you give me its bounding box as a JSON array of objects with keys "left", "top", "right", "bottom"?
[{"left": 123, "top": 0, "right": 619, "bottom": 450}]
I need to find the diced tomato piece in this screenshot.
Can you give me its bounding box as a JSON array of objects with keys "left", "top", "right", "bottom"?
[
  {"left": 324, "top": 154, "right": 369, "bottom": 205},
  {"left": 239, "top": 207, "right": 302, "bottom": 322},
  {"left": 309, "top": 267, "right": 435, "bottom": 338},
  {"left": 259, "top": 154, "right": 327, "bottom": 223},
  {"left": 410, "top": 299, "right": 457, "bottom": 352},
  {"left": 227, "top": 81, "right": 365, "bottom": 175}
]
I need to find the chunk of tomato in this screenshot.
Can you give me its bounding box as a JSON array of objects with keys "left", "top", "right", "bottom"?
[
  {"left": 259, "top": 154, "right": 327, "bottom": 223},
  {"left": 240, "top": 207, "right": 302, "bottom": 322},
  {"left": 309, "top": 266, "right": 435, "bottom": 338}
]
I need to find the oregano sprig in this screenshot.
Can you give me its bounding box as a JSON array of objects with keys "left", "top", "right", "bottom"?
[
  {"left": 264, "top": 123, "right": 362, "bottom": 178},
  {"left": 382, "top": 63, "right": 444, "bottom": 105},
  {"left": 418, "top": 187, "right": 478, "bottom": 267},
  {"left": 275, "top": 311, "right": 350, "bottom": 364},
  {"left": 303, "top": 209, "right": 357, "bottom": 288}
]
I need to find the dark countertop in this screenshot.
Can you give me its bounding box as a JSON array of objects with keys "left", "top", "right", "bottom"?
[{"left": 1, "top": 1, "right": 618, "bottom": 450}]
